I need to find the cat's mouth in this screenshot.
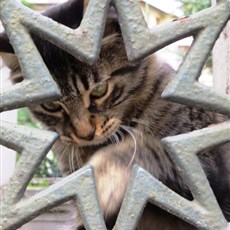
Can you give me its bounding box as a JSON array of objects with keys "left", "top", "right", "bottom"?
[
  {"left": 61, "top": 118, "right": 121, "bottom": 147},
  {"left": 70, "top": 132, "right": 103, "bottom": 146}
]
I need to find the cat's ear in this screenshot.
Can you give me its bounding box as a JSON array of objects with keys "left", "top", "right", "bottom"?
[
  {"left": 0, "top": 32, "right": 14, "bottom": 53},
  {"left": 0, "top": 0, "right": 84, "bottom": 54},
  {"left": 104, "top": 6, "right": 121, "bottom": 37},
  {"left": 42, "top": 0, "right": 84, "bottom": 29}
]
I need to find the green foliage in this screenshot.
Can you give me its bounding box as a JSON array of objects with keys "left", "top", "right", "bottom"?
[
  {"left": 20, "top": 0, "right": 33, "bottom": 8},
  {"left": 27, "top": 178, "right": 50, "bottom": 188},
  {"left": 178, "top": 0, "right": 211, "bottom": 16},
  {"left": 177, "top": 0, "right": 213, "bottom": 71},
  {"left": 18, "top": 108, "right": 62, "bottom": 181},
  {"left": 34, "top": 152, "right": 61, "bottom": 178},
  {"left": 18, "top": 108, "right": 38, "bottom": 128}
]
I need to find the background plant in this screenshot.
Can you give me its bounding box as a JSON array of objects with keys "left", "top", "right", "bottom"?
[
  {"left": 178, "top": 0, "right": 210, "bottom": 16},
  {"left": 18, "top": 108, "right": 62, "bottom": 179}
]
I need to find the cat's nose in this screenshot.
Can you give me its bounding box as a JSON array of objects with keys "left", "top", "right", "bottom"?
[
  {"left": 75, "top": 127, "right": 95, "bottom": 141},
  {"left": 70, "top": 114, "right": 96, "bottom": 141},
  {"left": 73, "top": 123, "right": 95, "bottom": 141}
]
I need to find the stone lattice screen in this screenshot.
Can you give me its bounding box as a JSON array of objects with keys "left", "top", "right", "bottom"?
[{"left": 0, "top": 0, "right": 230, "bottom": 229}]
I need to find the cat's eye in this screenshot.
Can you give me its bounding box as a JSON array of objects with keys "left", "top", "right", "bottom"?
[
  {"left": 90, "top": 82, "right": 108, "bottom": 99},
  {"left": 41, "top": 101, "right": 62, "bottom": 112}
]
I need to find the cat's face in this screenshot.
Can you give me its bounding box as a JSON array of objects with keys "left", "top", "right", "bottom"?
[
  {"left": 0, "top": 2, "right": 147, "bottom": 148},
  {"left": 30, "top": 34, "right": 144, "bottom": 147}
]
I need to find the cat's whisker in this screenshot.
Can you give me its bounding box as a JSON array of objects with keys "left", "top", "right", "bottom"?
[
  {"left": 68, "top": 145, "right": 74, "bottom": 173},
  {"left": 131, "top": 118, "right": 149, "bottom": 127},
  {"left": 73, "top": 146, "right": 80, "bottom": 169},
  {"left": 131, "top": 127, "right": 142, "bottom": 137},
  {"left": 111, "top": 134, "right": 117, "bottom": 145},
  {"left": 108, "top": 135, "right": 115, "bottom": 145},
  {"left": 56, "top": 143, "right": 69, "bottom": 173},
  {"left": 56, "top": 143, "right": 67, "bottom": 163},
  {"left": 110, "top": 131, "right": 119, "bottom": 145},
  {"left": 71, "top": 145, "right": 75, "bottom": 173},
  {"left": 116, "top": 129, "right": 125, "bottom": 142},
  {"left": 123, "top": 124, "right": 143, "bottom": 140},
  {"left": 78, "top": 154, "right": 83, "bottom": 169},
  {"left": 113, "top": 132, "right": 120, "bottom": 145},
  {"left": 120, "top": 125, "right": 137, "bottom": 167},
  {"left": 76, "top": 147, "right": 84, "bottom": 169},
  {"left": 68, "top": 153, "right": 72, "bottom": 174}
]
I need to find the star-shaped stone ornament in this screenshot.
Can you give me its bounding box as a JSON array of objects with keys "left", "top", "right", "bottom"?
[
  {"left": 0, "top": 0, "right": 229, "bottom": 229},
  {"left": 0, "top": 122, "right": 106, "bottom": 230},
  {"left": 114, "top": 122, "right": 230, "bottom": 230}
]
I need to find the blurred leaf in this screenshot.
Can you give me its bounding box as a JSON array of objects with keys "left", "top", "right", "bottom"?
[
  {"left": 178, "top": 0, "right": 211, "bottom": 16},
  {"left": 18, "top": 108, "right": 38, "bottom": 128},
  {"left": 28, "top": 179, "right": 50, "bottom": 188},
  {"left": 18, "top": 108, "right": 62, "bottom": 182},
  {"left": 20, "top": 0, "right": 33, "bottom": 8}
]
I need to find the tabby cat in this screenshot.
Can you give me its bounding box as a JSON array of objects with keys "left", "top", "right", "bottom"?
[{"left": 0, "top": 0, "right": 229, "bottom": 229}]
